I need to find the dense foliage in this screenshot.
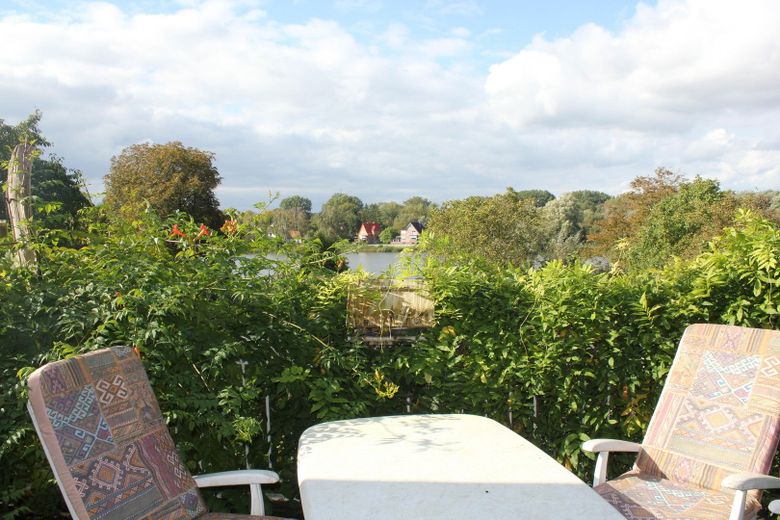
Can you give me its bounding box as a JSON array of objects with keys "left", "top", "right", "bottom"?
[
  {"left": 587, "top": 169, "right": 780, "bottom": 269},
  {"left": 2, "top": 207, "right": 780, "bottom": 517},
  {"left": 311, "top": 192, "right": 364, "bottom": 242},
  {"left": 104, "top": 142, "right": 224, "bottom": 228},
  {"left": 423, "top": 187, "right": 611, "bottom": 265},
  {"left": 425, "top": 190, "right": 544, "bottom": 264},
  {"left": 273, "top": 195, "right": 313, "bottom": 238},
  {"left": 506, "top": 188, "right": 556, "bottom": 207},
  {"left": 1, "top": 113, "right": 91, "bottom": 226},
  {"left": 423, "top": 170, "right": 780, "bottom": 272}
]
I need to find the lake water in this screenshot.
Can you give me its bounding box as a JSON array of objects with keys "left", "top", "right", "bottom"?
[
  {"left": 345, "top": 252, "right": 402, "bottom": 274},
  {"left": 263, "top": 251, "right": 418, "bottom": 275}
]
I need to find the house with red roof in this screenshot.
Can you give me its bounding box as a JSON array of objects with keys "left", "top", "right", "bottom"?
[{"left": 357, "top": 222, "right": 382, "bottom": 243}]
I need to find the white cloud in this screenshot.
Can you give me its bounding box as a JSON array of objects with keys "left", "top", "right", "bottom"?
[
  {"left": 1, "top": 0, "right": 779, "bottom": 210},
  {"left": 379, "top": 23, "right": 409, "bottom": 48},
  {"left": 485, "top": 0, "right": 780, "bottom": 191},
  {"left": 2, "top": 1, "right": 492, "bottom": 206},
  {"left": 684, "top": 129, "right": 734, "bottom": 160},
  {"left": 417, "top": 37, "right": 472, "bottom": 58},
  {"left": 450, "top": 26, "right": 470, "bottom": 38},
  {"left": 487, "top": 0, "right": 780, "bottom": 130},
  {"left": 735, "top": 150, "right": 780, "bottom": 186},
  {"left": 334, "top": 0, "right": 383, "bottom": 13},
  {"left": 425, "top": 1, "right": 483, "bottom": 17}
]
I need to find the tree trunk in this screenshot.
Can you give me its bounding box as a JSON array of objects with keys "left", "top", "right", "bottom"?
[{"left": 5, "top": 143, "right": 36, "bottom": 267}]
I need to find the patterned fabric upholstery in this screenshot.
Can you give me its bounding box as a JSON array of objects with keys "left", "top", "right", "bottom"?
[
  {"left": 594, "top": 324, "right": 780, "bottom": 519},
  {"left": 201, "top": 515, "right": 287, "bottom": 520},
  {"left": 27, "top": 347, "right": 279, "bottom": 520},
  {"left": 596, "top": 470, "right": 761, "bottom": 519}
]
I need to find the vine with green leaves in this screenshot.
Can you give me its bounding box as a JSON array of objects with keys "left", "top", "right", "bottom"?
[{"left": 1, "top": 209, "right": 779, "bottom": 517}]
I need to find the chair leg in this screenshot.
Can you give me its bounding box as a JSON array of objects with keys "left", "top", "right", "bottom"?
[
  {"left": 250, "top": 483, "right": 265, "bottom": 516},
  {"left": 593, "top": 452, "right": 609, "bottom": 487},
  {"left": 728, "top": 489, "right": 746, "bottom": 520}
]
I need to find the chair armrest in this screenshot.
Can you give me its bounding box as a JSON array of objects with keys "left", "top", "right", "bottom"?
[
  {"left": 193, "top": 469, "right": 279, "bottom": 515},
  {"left": 193, "top": 469, "right": 279, "bottom": 487},
  {"left": 721, "top": 473, "right": 780, "bottom": 520},
  {"left": 582, "top": 439, "right": 642, "bottom": 454},
  {"left": 581, "top": 439, "right": 641, "bottom": 487},
  {"left": 721, "top": 472, "right": 780, "bottom": 491}
]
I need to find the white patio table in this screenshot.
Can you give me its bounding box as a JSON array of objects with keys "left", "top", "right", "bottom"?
[{"left": 297, "top": 414, "right": 624, "bottom": 520}]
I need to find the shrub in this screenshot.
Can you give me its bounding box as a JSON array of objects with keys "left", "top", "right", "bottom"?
[{"left": 1, "top": 210, "right": 779, "bottom": 516}]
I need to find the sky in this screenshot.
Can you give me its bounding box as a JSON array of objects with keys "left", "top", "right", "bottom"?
[{"left": 2, "top": 0, "right": 779, "bottom": 211}]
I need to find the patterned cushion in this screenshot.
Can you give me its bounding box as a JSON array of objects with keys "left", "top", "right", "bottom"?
[
  {"left": 28, "top": 347, "right": 209, "bottom": 519},
  {"left": 595, "top": 470, "right": 760, "bottom": 520},
  {"left": 639, "top": 325, "right": 780, "bottom": 489},
  {"left": 200, "top": 515, "right": 289, "bottom": 520},
  {"left": 600, "top": 324, "right": 780, "bottom": 519}
]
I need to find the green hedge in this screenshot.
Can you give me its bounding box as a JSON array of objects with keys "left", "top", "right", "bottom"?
[{"left": 1, "top": 210, "right": 778, "bottom": 517}]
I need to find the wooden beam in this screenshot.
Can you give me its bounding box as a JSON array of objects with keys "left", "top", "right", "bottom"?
[{"left": 5, "top": 142, "right": 36, "bottom": 267}]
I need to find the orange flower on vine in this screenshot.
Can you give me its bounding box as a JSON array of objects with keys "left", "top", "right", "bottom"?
[
  {"left": 170, "top": 224, "right": 186, "bottom": 238},
  {"left": 196, "top": 224, "right": 210, "bottom": 239},
  {"left": 221, "top": 219, "right": 238, "bottom": 235}
]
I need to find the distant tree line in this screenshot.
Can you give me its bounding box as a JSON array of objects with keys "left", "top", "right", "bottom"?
[
  {"left": 5, "top": 111, "right": 779, "bottom": 272},
  {"left": 232, "top": 193, "right": 435, "bottom": 246},
  {"left": 424, "top": 169, "right": 780, "bottom": 272},
  {"left": 425, "top": 188, "right": 612, "bottom": 266}
]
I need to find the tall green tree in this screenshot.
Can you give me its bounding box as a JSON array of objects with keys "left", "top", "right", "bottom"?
[
  {"left": 567, "top": 190, "right": 612, "bottom": 238},
  {"left": 275, "top": 195, "right": 312, "bottom": 237},
  {"left": 587, "top": 168, "right": 684, "bottom": 258},
  {"left": 392, "top": 196, "right": 433, "bottom": 229},
  {"left": 534, "top": 190, "right": 612, "bottom": 261},
  {"left": 313, "top": 193, "right": 363, "bottom": 241},
  {"left": 359, "top": 203, "right": 383, "bottom": 225},
  {"left": 506, "top": 188, "right": 555, "bottom": 207},
  {"left": 30, "top": 156, "right": 92, "bottom": 229},
  {"left": 104, "top": 142, "right": 223, "bottom": 228},
  {"left": 377, "top": 201, "right": 402, "bottom": 229},
  {"left": 0, "top": 111, "right": 49, "bottom": 161},
  {"left": 425, "top": 189, "right": 544, "bottom": 265},
  {"left": 280, "top": 195, "right": 312, "bottom": 215},
  {"left": 360, "top": 200, "right": 405, "bottom": 233},
  {"left": 540, "top": 193, "right": 582, "bottom": 260},
  {"left": 623, "top": 177, "right": 737, "bottom": 269}
]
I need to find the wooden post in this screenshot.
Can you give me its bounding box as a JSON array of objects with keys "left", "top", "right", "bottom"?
[{"left": 5, "top": 142, "right": 36, "bottom": 267}]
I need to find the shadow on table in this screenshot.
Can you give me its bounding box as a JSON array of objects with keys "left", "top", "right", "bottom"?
[{"left": 297, "top": 414, "right": 464, "bottom": 457}]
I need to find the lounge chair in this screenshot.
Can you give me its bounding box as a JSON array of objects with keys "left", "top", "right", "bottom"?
[
  {"left": 27, "top": 346, "right": 284, "bottom": 519},
  {"left": 583, "top": 323, "right": 780, "bottom": 520}
]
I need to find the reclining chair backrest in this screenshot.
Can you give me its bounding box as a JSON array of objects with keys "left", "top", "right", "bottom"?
[
  {"left": 27, "top": 346, "right": 208, "bottom": 519},
  {"left": 638, "top": 324, "right": 780, "bottom": 490}
]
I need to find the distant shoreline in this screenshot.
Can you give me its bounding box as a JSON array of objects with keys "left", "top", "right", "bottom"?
[{"left": 351, "top": 244, "right": 416, "bottom": 253}]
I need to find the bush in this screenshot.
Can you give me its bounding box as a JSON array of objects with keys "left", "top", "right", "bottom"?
[
  {"left": 0, "top": 210, "right": 353, "bottom": 515},
  {"left": 1, "top": 210, "right": 779, "bottom": 516}
]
